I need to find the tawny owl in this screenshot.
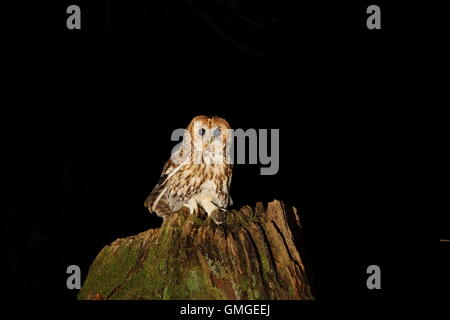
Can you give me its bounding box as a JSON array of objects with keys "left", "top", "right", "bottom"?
[{"left": 144, "top": 115, "right": 233, "bottom": 224}]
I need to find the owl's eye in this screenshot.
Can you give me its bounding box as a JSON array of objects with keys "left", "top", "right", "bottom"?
[
  {"left": 198, "top": 128, "right": 206, "bottom": 136},
  {"left": 213, "top": 128, "right": 222, "bottom": 137}
]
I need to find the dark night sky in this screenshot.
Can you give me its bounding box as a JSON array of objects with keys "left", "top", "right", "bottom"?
[{"left": 3, "top": 0, "right": 442, "bottom": 303}]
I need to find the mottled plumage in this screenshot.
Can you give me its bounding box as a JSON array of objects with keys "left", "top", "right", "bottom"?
[{"left": 145, "top": 115, "right": 233, "bottom": 224}]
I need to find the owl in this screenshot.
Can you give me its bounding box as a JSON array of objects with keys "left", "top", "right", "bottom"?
[{"left": 144, "top": 115, "right": 233, "bottom": 224}]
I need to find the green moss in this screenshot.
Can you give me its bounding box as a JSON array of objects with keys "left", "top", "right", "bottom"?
[
  {"left": 251, "top": 236, "right": 274, "bottom": 279},
  {"left": 288, "top": 285, "right": 295, "bottom": 298},
  {"left": 186, "top": 270, "right": 201, "bottom": 292},
  {"left": 78, "top": 240, "right": 142, "bottom": 299},
  {"left": 159, "top": 259, "right": 167, "bottom": 273},
  {"left": 159, "top": 265, "right": 213, "bottom": 300},
  {"left": 188, "top": 214, "right": 204, "bottom": 227}
]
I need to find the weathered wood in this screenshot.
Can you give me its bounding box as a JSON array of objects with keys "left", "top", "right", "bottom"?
[{"left": 78, "top": 200, "right": 314, "bottom": 300}]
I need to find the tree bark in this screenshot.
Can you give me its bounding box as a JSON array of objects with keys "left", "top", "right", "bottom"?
[{"left": 78, "top": 200, "right": 314, "bottom": 300}]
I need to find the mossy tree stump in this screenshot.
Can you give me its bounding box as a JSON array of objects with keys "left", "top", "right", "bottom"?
[{"left": 78, "top": 200, "right": 314, "bottom": 300}]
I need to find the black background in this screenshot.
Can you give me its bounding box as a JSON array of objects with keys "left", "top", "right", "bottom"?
[{"left": 3, "top": 0, "right": 443, "bottom": 305}]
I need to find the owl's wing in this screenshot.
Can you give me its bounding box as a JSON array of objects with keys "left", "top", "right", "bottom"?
[
  {"left": 144, "top": 160, "right": 174, "bottom": 217},
  {"left": 144, "top": 146, "right": 190, "bottom": 218}
]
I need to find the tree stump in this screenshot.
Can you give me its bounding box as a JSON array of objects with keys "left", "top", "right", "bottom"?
[{"left": 78, "top": 200, "right": 314, "bottom": 300}]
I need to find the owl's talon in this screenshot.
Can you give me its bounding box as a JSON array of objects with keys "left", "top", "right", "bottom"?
[
  {"left": 210, "top": 208, "right": 226, "bottom": 225},
  {"left": 197, "top": 209, "right": 207, "bottom": 220}
]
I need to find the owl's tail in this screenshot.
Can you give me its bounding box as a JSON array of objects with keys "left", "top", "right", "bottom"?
[{"left": 144, "top": 185, "right": 172, "bottom": 218}]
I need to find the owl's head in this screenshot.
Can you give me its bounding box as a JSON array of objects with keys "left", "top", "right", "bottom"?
[{"left": 187, "top": 115, "right": 232, "bottom": 153}]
